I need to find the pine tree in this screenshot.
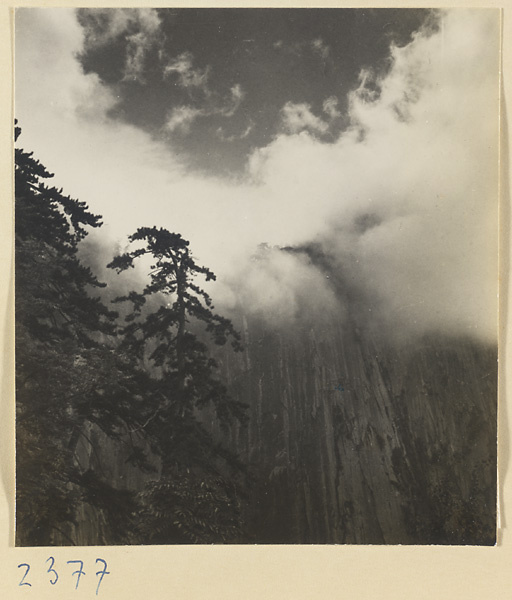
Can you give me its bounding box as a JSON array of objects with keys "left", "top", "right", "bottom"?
[
  {"left": 15, "top": 122, "right": 249, "bottom": 545},
  {"left": 15, "top": 122, "right": 141, "bottom": 545},
  {"left": 108, "top": 227, "right": 249, "bottom": 543}
]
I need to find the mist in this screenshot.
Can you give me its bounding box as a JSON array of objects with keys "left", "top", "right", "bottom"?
[{"left": 15, "top": 8, "right": 499, "bottom": 344}]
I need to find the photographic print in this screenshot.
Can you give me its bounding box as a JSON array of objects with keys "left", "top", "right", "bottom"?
[{"left": 14, "top": 7, "right": 499, "bottom": 546}]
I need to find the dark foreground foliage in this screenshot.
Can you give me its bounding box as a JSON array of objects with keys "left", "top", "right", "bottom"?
[{"left": 15, "top": 122, "right": 248, "bottom": 545}]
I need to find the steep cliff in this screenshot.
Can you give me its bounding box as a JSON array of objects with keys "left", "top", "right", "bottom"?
[
  {"left": 217, "top": 314, "right": 497, "bottom": 545},
  {"left": 48, "top": 312, "right": 496, "bottom": 546}
]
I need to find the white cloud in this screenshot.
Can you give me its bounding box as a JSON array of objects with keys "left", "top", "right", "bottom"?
[
  {"left": 250, "top": 10, "right": 499, "bottom": 339},
  {"left": 79, "top": 8, "right": 162, "bottom": 82},
  {"left": 123, "top": 32, "right": 150, "bottom": 82},
  {"left": 323, "top": 96, "right": 341, "bottom": 120},
  {"left": 280, "top": 102, "right": 329, "bottom": 135},
  {"left": 229, "top": 246, "right": 342, "bottom": 327},
  {"left": 16, "top": 9, "right": 500, "bottom": 342},
  {"left": 163, "top": 83, "right": 244, "bottom": 135},
  {"left": 78, "top": 9, "right": 132, "bottom": 47},
  {"left": 311, "top": 38, "right": 329, "bottom": 61},
  {"left": 135, "top": 8, "right": 161, "bottom": 36},
  {"left": 16, "top": 8, "right": 118, "bottom": 121},
  {"left": 164, "top": 105, "right": 203, "bottom": 133},
  {"left": 220, "top": 84, "right": 245, "bottom": 117},
  {"left": 162, "top": 51, "right": 210, "bottom": 91}
]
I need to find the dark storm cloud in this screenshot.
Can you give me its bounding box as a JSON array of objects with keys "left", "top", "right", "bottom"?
[
  {"left": 16, "top": 8, "right": 499, "bottom": 344},
  {"left": 77, "top": 8, "right": 164, "bottom": 83},
  {"left": 75, "top": 8, "right": 436, "bottom": 175}
]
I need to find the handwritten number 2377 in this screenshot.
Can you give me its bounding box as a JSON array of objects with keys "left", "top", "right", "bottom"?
[{"left": 18, "top": 558, "right": 109, "bottom": 595}]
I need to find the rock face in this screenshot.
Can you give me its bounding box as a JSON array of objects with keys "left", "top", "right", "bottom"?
[
  {"left": 50, "top": 424, "right": 160, "bottom": 546},
  {"left": 218, "top": 314, "right": 497, "bottom": 545},
  {"left": 50, "top": 312, "right": 497, "bottom": 546}
]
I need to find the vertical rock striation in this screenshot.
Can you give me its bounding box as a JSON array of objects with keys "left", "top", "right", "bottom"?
[
  {"left": 50, "top": 313, "right": 497, "bottom": 546},
  {"left": 218, "top": 313, "right": 497, "bottom": 545}
]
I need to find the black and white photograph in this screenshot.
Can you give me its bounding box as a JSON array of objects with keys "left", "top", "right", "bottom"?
[{"left": 14, "top": 7, "right": 499, "bottom": 547}]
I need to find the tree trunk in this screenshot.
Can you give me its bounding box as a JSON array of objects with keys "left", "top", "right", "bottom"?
[{"left": 175, "top": 268, "right": 187, "bottom": 417}]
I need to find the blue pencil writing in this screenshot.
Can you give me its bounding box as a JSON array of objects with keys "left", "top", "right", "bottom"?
[
  {"left": 46, "top": 556, "right": 59, "bottom": 585},
  {"left": 95, "top": 559, "right": 110, "bottom": 596},
  {"left": 17, "top": 563, "right": 31, "bottom": 587},
  {"left": 67, "top": 560, "right": 86, "bottom": 590}
]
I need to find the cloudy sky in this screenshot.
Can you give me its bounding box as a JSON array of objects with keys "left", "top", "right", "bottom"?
[{"left": 15, "top": 8, "right": 500, "bottom": 342}]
